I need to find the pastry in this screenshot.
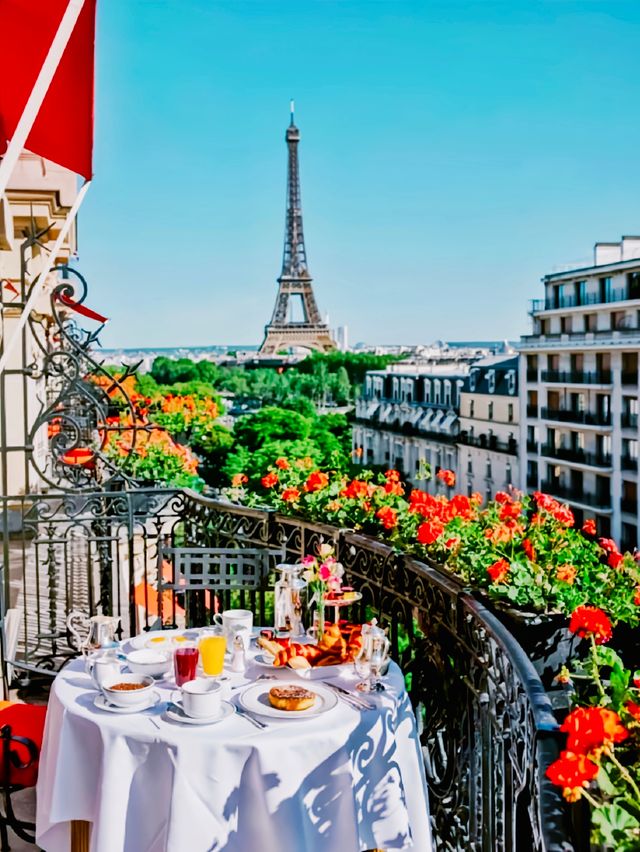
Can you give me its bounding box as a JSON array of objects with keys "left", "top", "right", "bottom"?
[{"left": 268, "top": 685, "right": 316, "bottom": 711}]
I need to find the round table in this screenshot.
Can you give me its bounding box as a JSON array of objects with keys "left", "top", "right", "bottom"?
[{"left": 36, "top": 636, "right": 432, "bottom": 852}]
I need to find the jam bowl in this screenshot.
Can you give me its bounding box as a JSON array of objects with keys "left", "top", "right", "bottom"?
[{"left": 101, "top": 674, "right": 155, "bottom": 708}]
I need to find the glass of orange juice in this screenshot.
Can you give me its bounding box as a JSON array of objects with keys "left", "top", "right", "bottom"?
[{"left": 199, "top": 631, "right": 226, "bottom": 676}]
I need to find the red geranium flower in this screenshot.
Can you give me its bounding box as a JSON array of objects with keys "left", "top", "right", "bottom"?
[
  {"left": 385, "top": 469, "right": 401, "bottom": 482},
  {"left": 546, "top": 751, "right": 599, "bottom": 802},
  {"left": 569, "top": 606, "right": 612, "bottom": 644},
  {"left": 599, "top": 537, "right": 619, "bottom": 554},
  {"left": 522, "top": 538, "right": 535, "bottom": 561},
  {"left": 608, "top": 551, "right": 625, "bottom": 569},
  {"left": 495, "top": 491, "right": 510, "bottom": 504},
  {"left": 634, "top": 588, "right": 640, "bottom": 607},
  {"left": 582, "top": 519, "right": 596, "bottom": 536},
  {"left": 487, "top": 558, "right": 510, "bottom": 584},
  {"left": 561, "top": 707, "right": 628, "bottom": 756},
  {"left": 417, "top": 520, "right": 444, "bottom": 545},
  {"left": 499, "top": 501, "right": 522, "bottom": 521},
  {"left": 261, "top": 472, "right": 279, "bottom": 489},
  {"left": 282, "top": 487, "right": 300, "bottom": 503},
  {"left": 275, "top": 457, "right": 289, "bottom": 470},
  {"left": 625, "top": 701, "right": 640, "bottom": 722},
  {"left": 437, "top": 469, "right": 456, "bottom": 488},
  {"left": 305, "top": 471, "right": 329, "bottom": 492},
  {"left": 376, "top": 506, "right": 398, "bottom": 530},
  {"left": 231, "top": 473, "right": 248, "bottom": 487}
]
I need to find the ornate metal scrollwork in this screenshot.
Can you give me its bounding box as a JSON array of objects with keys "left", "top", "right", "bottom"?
[{"left": 25, "top": 266, "right": 148, "bottom": 491}]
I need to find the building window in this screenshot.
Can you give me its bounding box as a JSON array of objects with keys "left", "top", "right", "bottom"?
[
  {"left": 434, "top": 381, "right": 441, "bottom": 405},
  {"left": 486, "top": 459, "right": 492, "bottom": 479},
  {"left": 467, "top": 456, "right": 473, "bottom": 474},
  {"left": 486, "top": 486, "right": 492, "bottom": 503},
  {"left": 469, "top": 399, "right": 475, "bottom": 417},
  {"left": 469, "top": 371, "right": 477, "bottom": 392},
  {"left": 444, "top": 382, "right": 452, "bottom": 406},
  {"left": 577, "top": 280, "right": 587, "bottom": 305},
  {"left": 508, "top": 403, "right": 514, "bottom": 422},
  {"left": 487, "top": 371, "right": 495, "bottom": 393},
  {"left": 424, "top": 379, "right": 431, "bottom": 403},
  {"left": 585, "top": 313, "right": 597, "bottom": 332},
  {"left": 488, "top": 402, "right": 494, "bottom": 420},
  {"left": 507, "top": 370, "right": 516, "bottom": 395},
  {"left": 560, "top": 315, "right": 572, "bottom": 334}
]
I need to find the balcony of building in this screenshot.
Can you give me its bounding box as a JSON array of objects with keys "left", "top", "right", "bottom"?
[
  {"left": 622, "top": 412, "right": 639, "bottom": 429},
  {"left": 540, "top": 444, "right": 612, "bottom": 470},
  {"left": 540, "top": 407, "right": 612, "bottom": 428},
  {"left": 622, "top": 455, "right": 638, "bottom": 472},
  {"left": 540, "top": 479, "right": 613, "bottom": 511},
  {"left": 457, "top": 431, "right": 517, "bottom": 455},
  {"left": 621, "top": 497, "right": 638, "bottom": 515},
  {"left": 540, "top": 369, "right": 613, "bottom": 385},
  {"left": 529, "top": 283, "right": 637, "bottom": 314}
]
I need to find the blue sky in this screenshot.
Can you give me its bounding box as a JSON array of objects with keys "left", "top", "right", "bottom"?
[{"left": 78, "top": 0, "right": 640, "bottom": 348}]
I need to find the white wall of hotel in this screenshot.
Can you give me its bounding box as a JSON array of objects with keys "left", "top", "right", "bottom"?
[
  {"left": 518, "top": 236, "right": 640, "bottom": 548},
  {"left": 0, "top": 154, "right": 79, "bottom": 496}
]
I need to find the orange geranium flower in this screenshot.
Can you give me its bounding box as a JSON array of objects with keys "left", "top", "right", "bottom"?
[
  {"left": 275, "top": 457, "right": 289, "bottom": 470},
  {"left": 282, "top": 487, "right": 301, "bottom": 503},
  {"left": 376, "top": 506, "right": 398, "bottom": 530},
  {"left": 556, "top": 564, "right": 577, "bottom": 584},
  {"left": 261, "top": 472, "right": 279, "bottom": 488},
  {"left": 305, "top": 471, "right": 329, "bottom": 492},
  {"left": 231, "top": 473, "right": 248, "bottom": 487},
  {"left": 437, "top": 469, "right": 456, "bottom": 487}
]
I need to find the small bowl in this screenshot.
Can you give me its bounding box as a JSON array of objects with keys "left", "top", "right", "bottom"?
[
  {"left": 126, "top": 649, "right": 171, "bottom": 678},
  {"left": 145, "top": 635, "right": 173, "bottom": 650},
  {"left": 102, "top": 674, "right": 154, "bottom": 707}
]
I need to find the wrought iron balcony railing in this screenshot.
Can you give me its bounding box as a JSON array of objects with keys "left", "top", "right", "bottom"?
[
  {"left": 541, "top": 444, "right": 612, "bottom": 468},
  {"left": 622, "top": 412, "right": 639, "bottom": 429},
  {"left": 529, "top": 288, "right": 630, "bottom": 313},
  {"left": 622, "top": 455, "right": 638, "bottom": 471},
  {"left": 0, "top": 487, "right": 576, "bottom": 851},
  {"left": 541, "top": 370, "right": 612, "bottom": 385},
  {"left": 457, "top": 431, "right": 517, "bottom": 455},
  {"left": 540, "top": 407, "right": 612, "bottom": 427},
  {"left": 540, "top": 480, "right": 612, "bottom": 510}
]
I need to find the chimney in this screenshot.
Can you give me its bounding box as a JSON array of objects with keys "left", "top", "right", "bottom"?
[
  {"left": 621, "top": 236, "right": 640, "bottom": 261},
  {"left": 594, "top": 242, "right": 621, "bottom": 266}
]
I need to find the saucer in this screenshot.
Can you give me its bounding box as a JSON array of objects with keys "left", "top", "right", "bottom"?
[
  {"left": 94, "top": 691, "right": 161, "bottom": 714},
  {"left": 165, "top": 700, "right": 235, "bottom": 726}
]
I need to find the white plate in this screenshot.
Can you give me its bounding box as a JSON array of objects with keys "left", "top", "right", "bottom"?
[
  {"left": 239, "top": 680, "right": 338, "bottom": 720},
  {"left": 253, "top": 652, "right": 276, "bottom": 668},
  {"left": 165, "top": 700, "right": 235, "bottom": 726},
  {"left": 94, "top": 691, "right": 161, "bottom": 714}
]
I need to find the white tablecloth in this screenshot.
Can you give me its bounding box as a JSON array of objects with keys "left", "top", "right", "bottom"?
[{"left": 36, "top": 641, "right": 432, "bottom": 852}]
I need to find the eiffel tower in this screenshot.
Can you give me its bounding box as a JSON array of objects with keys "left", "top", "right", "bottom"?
[{"left": 260, "top": 104, "right": 336, "bottom": 354}]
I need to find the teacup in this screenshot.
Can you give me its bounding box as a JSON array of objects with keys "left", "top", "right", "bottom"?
[{"left": 173, "top": 677, "right": 222, "bottom": 719}]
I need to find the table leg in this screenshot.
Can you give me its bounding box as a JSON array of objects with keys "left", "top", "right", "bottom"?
[{"left": 70, "top": 820, "right": 90, "bottom": 852}]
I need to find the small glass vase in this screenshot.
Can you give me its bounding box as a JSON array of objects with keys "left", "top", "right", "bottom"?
[{"left": 316, "top": 598, "right": 326, "bottom": 638}]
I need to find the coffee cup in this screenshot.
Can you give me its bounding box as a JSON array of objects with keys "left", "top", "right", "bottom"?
[
  {"left": 173, "top": 677, "right": 222, "bottom": 718},
  {"left": 213, "top": 609, "right": 253, "bottom": 648}
]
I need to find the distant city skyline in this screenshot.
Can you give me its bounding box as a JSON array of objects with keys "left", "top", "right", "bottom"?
[{"left": 77, "top": 0, "right": 640, "bottom": 348}]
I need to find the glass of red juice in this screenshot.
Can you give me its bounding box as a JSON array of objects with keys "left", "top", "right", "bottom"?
[{"left": 174, "top": 646, "right": 199, "bottom": 686}]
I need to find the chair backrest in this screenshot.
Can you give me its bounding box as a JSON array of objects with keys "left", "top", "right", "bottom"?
[{"left": 160, "top": 546, "right": 280, "bottom": 592}]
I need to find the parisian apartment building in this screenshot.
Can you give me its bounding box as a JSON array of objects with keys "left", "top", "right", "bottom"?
[
  {"left": 519, "top": 235, "right": 640, "bottom": 549},
  {"left": 457, "top": 356, "right": 520, "bottom": 500},
  {"left": 352, "top": 363, "right": 468, "bottom": 491}
]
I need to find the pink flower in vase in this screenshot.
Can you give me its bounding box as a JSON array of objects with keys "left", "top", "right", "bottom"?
[
  {"left": 319, "top": 564, "right": 332, "bottom": 581},
  {"left": 301, "top": 555, "right": 317, "bottom": 566}
]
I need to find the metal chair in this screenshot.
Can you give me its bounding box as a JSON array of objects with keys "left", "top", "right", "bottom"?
[{"left": 156, "top": 544, "right": 282, "bottom": 628}]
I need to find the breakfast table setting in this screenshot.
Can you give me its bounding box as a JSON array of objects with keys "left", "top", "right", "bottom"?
[{"left": 35, "top": 556, "right": 432, "bottom": 852}]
